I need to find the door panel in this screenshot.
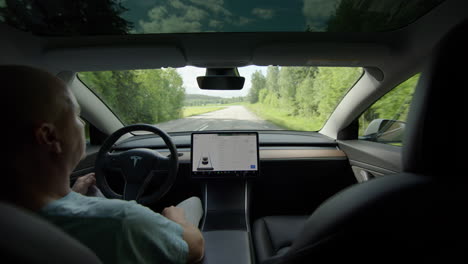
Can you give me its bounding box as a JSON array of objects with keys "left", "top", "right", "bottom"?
[{"left": 338, "top": 140, "right": 401, "bottom": 182}]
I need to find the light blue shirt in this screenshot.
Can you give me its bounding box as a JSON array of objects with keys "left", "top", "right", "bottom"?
[{"left": 40, "top": 191, "right": 188, "bottom": 264}]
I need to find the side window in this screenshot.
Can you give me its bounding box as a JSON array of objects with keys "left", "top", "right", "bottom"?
[
  {"left": 81, "top": 118, "right": 91, "bottom": 144},
  {"left": 81, "top": 118, "right": 107, "bottom": 145},
  {"left": 358, "top": 74, "right": 420, "bottom": 146}
]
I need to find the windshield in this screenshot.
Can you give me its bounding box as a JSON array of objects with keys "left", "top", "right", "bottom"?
[{"left": 78, "top": 66, "right": 363, "bottom": 132}]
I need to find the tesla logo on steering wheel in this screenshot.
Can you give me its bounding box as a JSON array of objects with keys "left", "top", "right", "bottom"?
[{"left": 130, "top": 156, "right": 142, "bottom": 167}]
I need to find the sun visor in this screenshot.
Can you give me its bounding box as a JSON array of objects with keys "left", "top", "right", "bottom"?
[{"left": 43, "top": 46, "right": 186, "bottom": 71}]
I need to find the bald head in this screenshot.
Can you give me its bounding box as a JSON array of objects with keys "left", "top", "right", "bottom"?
[
  {"left": 1, "top": 65, "right": 80, "bottom": 202},
  {"left": 1, "top": 65, "right": 70, "bottom": 129},
  {"left": 1, "top": 65, "right": 77, "bottom": 161},
  {"left": 1, "top": 65, "right": 87, "bottom": 207}
]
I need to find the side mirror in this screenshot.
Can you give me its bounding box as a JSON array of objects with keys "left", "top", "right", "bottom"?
[{"left": 361, "top": 119, "right": 406, "bottom": 144}]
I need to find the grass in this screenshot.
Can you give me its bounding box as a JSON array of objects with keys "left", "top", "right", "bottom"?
[
  {"left": 245, "top": 103, "right": 321, "bottom": 131},
  {"left": 182, "top": 106, "right": 227, "bottom": 117}
]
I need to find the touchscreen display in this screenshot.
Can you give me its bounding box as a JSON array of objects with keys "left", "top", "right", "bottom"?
[{"left": 191, "top": 132, "right": 259, "bottom": 177}]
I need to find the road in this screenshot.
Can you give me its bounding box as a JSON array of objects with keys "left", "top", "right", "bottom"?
[{"left": 156, "top": 105, "right": 281, "bottom": 131}]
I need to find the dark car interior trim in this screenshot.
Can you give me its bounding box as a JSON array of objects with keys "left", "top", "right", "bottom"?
[
  {"left": 200, "top": 181, "right": 254, "bottom": 263},
  {"left": 338, "top": 140, "right": 401, "bottom": 172}
]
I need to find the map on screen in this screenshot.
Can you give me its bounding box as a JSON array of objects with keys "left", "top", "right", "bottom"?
[{"left": 191, "top": 133, "right": 259, "bottom": 177}]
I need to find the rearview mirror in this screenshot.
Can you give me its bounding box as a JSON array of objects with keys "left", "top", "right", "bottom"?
[
  {"left": 197, "top": 68, "right": 245, "bottom": 90},
  {"left": 361, "top": 119, "right": 406, "bottom": 144}
]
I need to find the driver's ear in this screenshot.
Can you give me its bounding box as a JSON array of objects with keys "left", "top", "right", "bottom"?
[{"left": 34, "top": 123, "right": 62, "bottom": 154}]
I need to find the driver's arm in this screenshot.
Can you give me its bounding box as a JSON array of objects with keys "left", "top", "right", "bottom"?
[
  {"left": 163, "top": 206, "right": 205, "bottom": 263},
  {"left": 71, "top": 173, "right": 105, "bottom": 197}
]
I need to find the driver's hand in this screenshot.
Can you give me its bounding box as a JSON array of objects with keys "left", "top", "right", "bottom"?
[
  {"left": 72, "top": 173, "right": 96, "bottom": 195},
  {"left": 162, "top": 206, "right": 188, "bottom": 225}
]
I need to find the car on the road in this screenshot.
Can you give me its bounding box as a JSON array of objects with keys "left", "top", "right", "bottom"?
[{"left": 1, "top": 0, "right": 467, "bottom": 263}]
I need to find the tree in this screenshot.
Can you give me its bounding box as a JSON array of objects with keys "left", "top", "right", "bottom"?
[
  {"left": 111, "top": 70, "right": 144, "bottom": 124},
  {"left": 79, "top": 68, "right": 186, "bottom": 125},
  {"left": 160, "top": 68, "right": 185, "bottom": 121},
  {"left": 278, "top": 67, "right": 315, "bottom": 114},
  {"left": 311, "top": 67, "right": 362, "bottom": 124},
  {"left": 294, "top": 67, "right": 319, "bottom": 116},
  {"left": 266, "top": 66, "right": 280, "bottom": 93},
  {"left": 248, "top": 71, "right": 266, "bottom": 103}
]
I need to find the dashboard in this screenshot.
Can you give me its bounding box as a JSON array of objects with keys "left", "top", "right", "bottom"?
[
  {"left": 76, "top": 131, "right": 348, "bottom": 181},
  {"left": 111, "top": 131, "right": 346, "bottom": 163}
]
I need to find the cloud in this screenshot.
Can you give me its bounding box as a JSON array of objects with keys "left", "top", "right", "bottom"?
[
  {"left": 252, "top": 8, "right": 275, "bottom": 20},
  {"left": 237, "top": 16, "right": 252, "bottom": 26},
  {"left": 140, "top": 16, "right": 202, "bottom": 33},
  {"left": 139, "top": 1, "right": 208, "bottom": 33},
  {"left": 303, "top": 0, "right": 341, "bottom": 31},
  {"left": 189, "top": 0, "right": 231, "bottom": 16},
  {"left": 209, "top": 19, "right": 223, "bottom": 28},
  {"left": 147, "top": 6, "right": 168, "bottom": 20}
]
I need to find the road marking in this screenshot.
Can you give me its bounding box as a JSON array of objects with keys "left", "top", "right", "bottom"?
[{"left": 196, "top": 124, "right": 209, "bottom": 131}]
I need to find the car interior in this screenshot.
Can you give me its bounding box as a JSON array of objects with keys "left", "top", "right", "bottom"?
[{"left": 1, "top": 0, "right": 467, "bottom": 263}]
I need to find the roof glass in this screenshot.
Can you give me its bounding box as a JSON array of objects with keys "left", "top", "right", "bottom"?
[{"left": 0, "top": 0, "right": 444, "bottom": 36}]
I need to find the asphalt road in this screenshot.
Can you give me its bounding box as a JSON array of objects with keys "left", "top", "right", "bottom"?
[{"left": 156, "top": 105, "right": 281, "bottom": 131}]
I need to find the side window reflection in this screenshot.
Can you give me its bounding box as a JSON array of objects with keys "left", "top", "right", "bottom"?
[{"left": 358, "top": 74, "right": 420, "bottom": 146}]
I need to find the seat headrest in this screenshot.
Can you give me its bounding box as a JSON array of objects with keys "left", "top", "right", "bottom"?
[
  {"left": 403, "top": 20, "right": 468, "bottom": 176},
  {"left": 0, "top": 202, "right": 102, "bottom": 264}
]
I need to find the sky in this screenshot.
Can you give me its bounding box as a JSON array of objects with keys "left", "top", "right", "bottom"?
[{"left": 176, "top": 65, "right": 267, "bottom": 98}]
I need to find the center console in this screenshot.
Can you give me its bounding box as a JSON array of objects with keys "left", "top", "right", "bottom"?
[
  {"left": 200, "top": 181, "right": 253, "bottom": 264},
  {"left": 191, "top": 132, "right": 257, "bottom": 264}
]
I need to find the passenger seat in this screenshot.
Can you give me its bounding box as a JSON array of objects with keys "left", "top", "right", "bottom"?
[{"left": 253, "top": 215, "right": 308, "bottom": 262}]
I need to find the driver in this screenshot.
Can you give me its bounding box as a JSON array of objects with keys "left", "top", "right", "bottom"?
[{"left": 1, "top": 65, "right": 204, "bottom": 264}]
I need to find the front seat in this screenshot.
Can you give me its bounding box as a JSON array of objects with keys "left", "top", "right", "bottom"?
[
  {"left": 0, "top": 202, "right": 102, "bottom": 264},
  {"left": 253, "top": 20, "right": 468, "bottom": 263}
]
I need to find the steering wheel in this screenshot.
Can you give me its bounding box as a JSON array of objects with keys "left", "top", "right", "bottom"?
[{"left": 95, "top": 124, "right": 178, "bottom": 205}]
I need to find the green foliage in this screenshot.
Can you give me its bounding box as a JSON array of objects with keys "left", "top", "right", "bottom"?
[
  {"left": 184, "top": 94, "right": 244, "bottom": 106},
  {"left": 248, "top": 66, "right": 362, "bottom": 131},
  {"left": 248, "top": 66, "right": 417, "bottom": 133},
  {"left": 311, "top": 67, "right": 363, "bottom": 124},
  {"left": 266, "top": 66, "right": 280, "bottom": 93},
  {"left": 182, "top": 106, "right": 227, "bottom": 117},
  {"left": 79, "top": 68, "right": 185, "bottom": 125},
  {"left": 247, "top": 103, "right": 320, "bottom": 131},
  {"left": 258, "top": 88, "right": 268, "bottom": 104},
  {"left": 248, "top": 71, "right": 266, "bottom": 103}
]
